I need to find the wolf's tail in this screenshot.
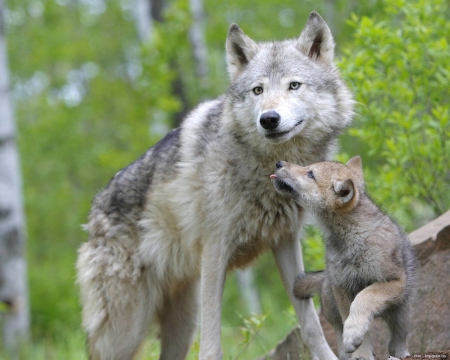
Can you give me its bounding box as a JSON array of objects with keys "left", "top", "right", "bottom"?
[{"left": 293, "top": 271, "right": 325, "bottom": 299}]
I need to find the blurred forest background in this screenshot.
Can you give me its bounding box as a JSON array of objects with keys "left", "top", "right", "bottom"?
[{"left": 0, "top": 0, "right": 449, "bottom": 358}]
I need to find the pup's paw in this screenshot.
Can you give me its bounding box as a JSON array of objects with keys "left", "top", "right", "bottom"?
[
  {"left": 344, "top": 336, "right": 363, "bottom": 354},
  {"left": 343, "top": 319, "right": 369, "bottom": 354},
  {"left": 350, "top": 345, "right": 375, "bottom": 360}
]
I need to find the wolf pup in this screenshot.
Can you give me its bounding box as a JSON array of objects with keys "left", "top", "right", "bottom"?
[
  {"left": 271, "top": 156, "right": 416, "bottom": 360},
  {"left": 76, "top": 12, "right": 353, "bottom": 360}
]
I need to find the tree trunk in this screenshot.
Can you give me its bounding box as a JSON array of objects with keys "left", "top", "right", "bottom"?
[
  {"left": 323, "top": 0, "right": 336, "bottom": 35},
  {"left": 132, "top": 0, "right": 165, "bottom": 42},
  {"left": 0, "top": 0, "right": 30, "bottom": 353},
  {"left": 150, "top": 0, "right": 165, "bottom": 22},
  {"left": 188, "top": 0, "right": 209, "bottom": 88},
  {"left": 133, "top": 0, "right": 153, "bottom": 42},
  {"left": 236, "top": 268, "right": 262, "bottom": 315},
  {"left": 133, "top": 0, "right": 190, "bottom": 128}
]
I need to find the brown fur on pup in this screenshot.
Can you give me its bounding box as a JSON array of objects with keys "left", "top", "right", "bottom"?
[{"left": 272, "top": 156, "right": 417, "bottom": 360}]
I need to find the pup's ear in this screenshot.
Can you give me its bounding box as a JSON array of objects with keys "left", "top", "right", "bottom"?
[
  {"left": 226, "top": 24, "right": 259, "bottom": 79},
  {"left": 347, "top": 155, "right": 364, "bottom": 186},
  {"left": 297, "top": 11, "right": 334, "bottom": 64},
  {"left": 333, "top": 178, "right": 357, "bottom": 209},
  {"left": 346, "top": 156, "right": 364, "bottom": 181}
]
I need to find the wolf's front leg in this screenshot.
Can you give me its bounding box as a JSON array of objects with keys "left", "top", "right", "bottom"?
[
  {"left": 199, "top": 240, "right": 228, "bottom": 360},
  {"left": 273, "top": 237, "right": 338, "bottom": 360}
]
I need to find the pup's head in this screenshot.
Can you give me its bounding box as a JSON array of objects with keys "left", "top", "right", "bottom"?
[
  {"left": 225, "top": 12, "right": 353, "bottom": 146},
  {"left": 270, "top": 156, "right": 364, "bottom": 212}
]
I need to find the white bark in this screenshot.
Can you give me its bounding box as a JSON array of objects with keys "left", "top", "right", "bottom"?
[
  {"left": 188, "top": 0, "right": 209, "bottom": 86},
  {"left": 324, "top": 0, "right": 336, "bottom": 36},
  {"left": 133, "top": 0, "right": 153, "bottom": 42},
  {"left": 236, "top": 268, "right": 262, "bottom": 315},
  {"left": 0, "top": 0, "right": 30, "bottom": 352}
]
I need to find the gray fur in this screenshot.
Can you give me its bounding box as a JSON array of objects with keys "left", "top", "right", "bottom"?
[
  {"left": 294, "top": 271, "right": 326, "bottom": 299},
  {"left": 323, "top": 198, "right": 416, "bottom": 360},
  {"left": 89, "top": 128, "right": 181, "bottom": 232},
  {"left": 77, "top": 11, "right": 353, "bottom": 360},
  {"left": 274, "top": 158, "right": 417, "bottom": 360},
  {"left": 320, "top": 199, "right": 417, "bottom": 360}
]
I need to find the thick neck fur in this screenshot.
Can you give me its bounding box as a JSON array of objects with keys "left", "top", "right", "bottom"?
[{"left": 315, "top": 194, "right": 387, "bottom": 247}]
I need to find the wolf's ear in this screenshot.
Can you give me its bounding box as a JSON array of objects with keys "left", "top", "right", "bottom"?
[
  {"left": 226, "top": 24, "right": 259, "bottom": 79},
  {"left": 297, "top": 11, "right": 334, "bottom": 64},
  {"left": 346, "top": 156, "right": 364, "bottom": 180},
  {"left": 333, "top": 178, "right": 357, "bottom": 209}
]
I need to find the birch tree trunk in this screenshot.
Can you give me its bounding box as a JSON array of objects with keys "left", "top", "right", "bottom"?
[
  {"left": 188, "top": 0, "right": 209, "bottom": 88},
  {"left": 133, "top": 0, "right": 153, "bottom": 42},
  {"left": 323, "top": 0, "right": 336, "bottom": 35},
  {"left": 132, "top": 0, "right": 165, "bottom": 42},
  {"left": 0, "top": 0, "right": 30, "bottom": 352},
  {"left": 236, "top": 268, "right": 262, "bottom": 315}
]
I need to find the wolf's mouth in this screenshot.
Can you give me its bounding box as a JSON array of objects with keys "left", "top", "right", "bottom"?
[
  {"left": 265, "top": 120, "right": 304, "bottom": 140},
  {"left": 274, "top": 178, "right": 296, "bottom": 195}
]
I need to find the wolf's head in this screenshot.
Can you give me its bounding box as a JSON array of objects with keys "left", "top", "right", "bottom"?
[
  {"left": 270, "top": 156, "right": 364, "bottom": 213},
  {"left": 225, "top": 12, "right": 353, "bottom": 149}
]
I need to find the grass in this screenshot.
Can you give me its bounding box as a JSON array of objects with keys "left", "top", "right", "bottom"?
[
  {"left": 0, "top": 310, "right": 298, "bottom": 360},
  {"left": 0, "top": 329, "right": 87, "bottom": 360}
]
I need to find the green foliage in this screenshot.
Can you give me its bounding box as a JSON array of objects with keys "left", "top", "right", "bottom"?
[
  {"left": 7, "top": 0, "right": 161, "bottom": 342},
  {"left": 301, "top": 226, "right": 326, "bottom": 271},
  {"left": 5, "top": 0, "right": 449, "bottom": 358},
  {"left": 234, "top": 313, "right": 269, "bottom": 359},
  {"left": 0, "top": 329, "right": 87, "bottom": 360},
  {"left": 138, "top": 0, "right": 190, "bottom": 118},
  {"left": 340, "top": 0, "right": 450, "bottom": 218}
]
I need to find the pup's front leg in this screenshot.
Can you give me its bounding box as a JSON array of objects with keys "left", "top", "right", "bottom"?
[
  {"left": 348, "top": 332, "right": 374, "bottom": 360},
  {"left": 330, "top": 287, "right": 374, "bottom": 360},
  {"left": 199, "top": 239, "right": 229, "bottom": 360},
  {"left": 343, "top": 315, "right": 371, "bottom": 355},
  {"left": 343, "top": 277, "right": 406, "bottom": 357},
  {"left": 331, "top": 287, "right": 365, "bottom": 354},
  {"left": 273, "top": 237, "right": 338, "bottom": 360}
]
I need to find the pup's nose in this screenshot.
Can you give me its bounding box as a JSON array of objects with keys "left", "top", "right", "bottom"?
[
  {"left": 276, "top": 161, "right": 284, "bottom": 169},
  {"left": 260, "top": 111, "right": 280, "bottom": 130}
]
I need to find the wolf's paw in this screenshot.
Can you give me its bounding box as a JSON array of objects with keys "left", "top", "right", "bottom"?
[{"left": 343, "top": 319, "right": 369, "bottom": 354}]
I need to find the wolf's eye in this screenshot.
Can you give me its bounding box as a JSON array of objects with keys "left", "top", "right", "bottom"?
[
  {"left": 307, "top": 170, "right": 315, "bottom": 179},
  {"left": 289, "top": 82, "right": 301, "bottom": 90},
  {"left": 252, "top": 86, "right": 263, "bottom": 95}
]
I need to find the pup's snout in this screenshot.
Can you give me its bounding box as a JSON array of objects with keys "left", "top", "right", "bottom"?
[
  {"left": 260, "top": 111, "right": 280, "bottom": 130},
  {"left": 270, "top": 161, "right": 285, "bottom": 179}
]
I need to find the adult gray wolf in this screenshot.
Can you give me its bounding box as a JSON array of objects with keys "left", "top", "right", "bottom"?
[
  {"left": 76, "top": 11, "right": 353, "bottom": 360},
  {"left": 271, "top": 156, "right": 417, "bottom": 360}
]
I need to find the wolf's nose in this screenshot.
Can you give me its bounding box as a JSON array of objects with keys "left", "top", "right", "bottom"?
[
  {"left": 260, "top": 111, "right": 280, "bottom": 130},
  {"left": 276, "top": 161, "right": 283, "bottom": 169}
]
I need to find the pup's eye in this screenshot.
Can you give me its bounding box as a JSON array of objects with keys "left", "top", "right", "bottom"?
[
  {"left": 289, "top": 82, "right": 302, "bottom": 90},
  {"left": 307, "top": 170, "right": 315, "bottom": 179},
  {"left": 253, "top": 86, "right": 263, "bottom": 95}
]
